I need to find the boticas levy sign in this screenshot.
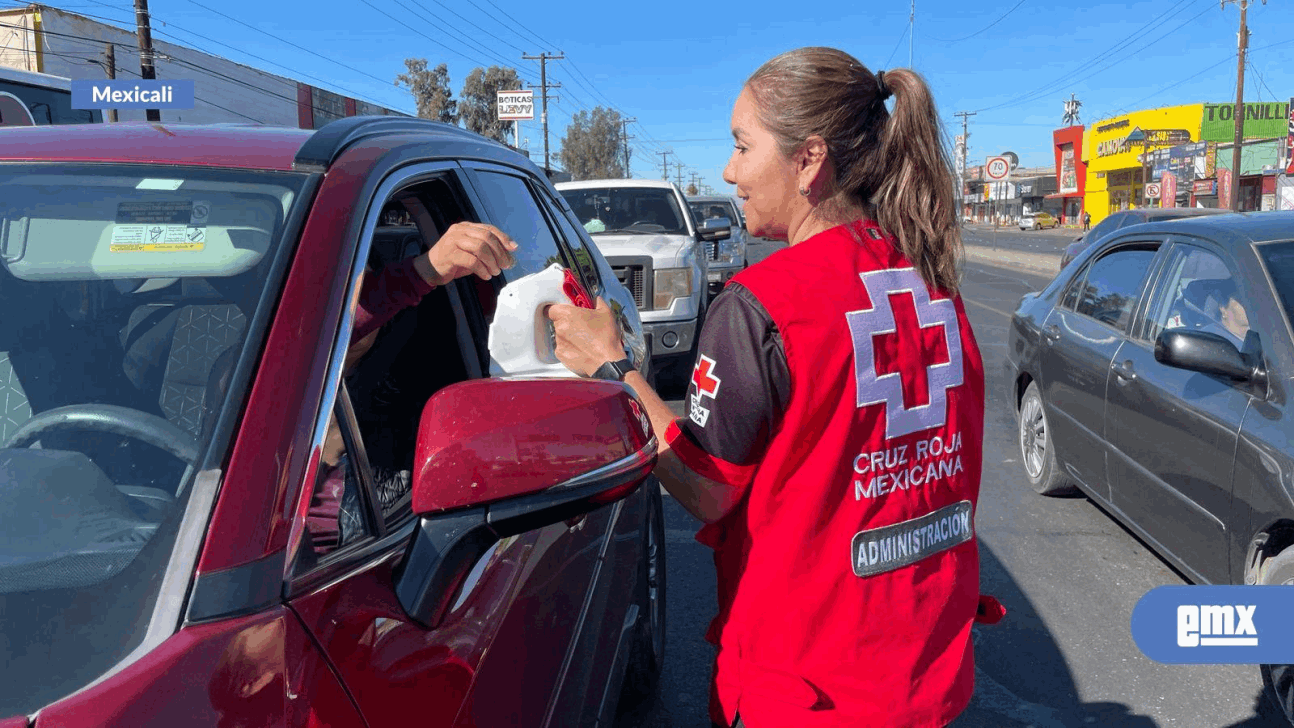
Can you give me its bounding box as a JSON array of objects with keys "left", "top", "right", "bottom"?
[{"left": 1202, "top": 102, "right": 1290, "bottom": 142}]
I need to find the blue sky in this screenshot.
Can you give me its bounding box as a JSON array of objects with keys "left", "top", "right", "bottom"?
[{"left": 26, "top": 0, "right": 1294, "bottom": 193}]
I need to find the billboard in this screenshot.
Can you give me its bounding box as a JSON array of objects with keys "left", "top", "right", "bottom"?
[
  {"left": 1059, "top": 147, "right": 1077, "bottom": 194},
  {"left": 497, "top": 90, "right": 534, "bottom": 121},
  {"left": 1287, "top": 97, "right": 1294, "bottom": 175},
  {"left": 1202, "top": 102, "right": 1290, "bottom": 142}
]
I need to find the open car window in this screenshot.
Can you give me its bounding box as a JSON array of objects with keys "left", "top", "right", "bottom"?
[{"left": 0, "top": 164, "right": 306, "bottom": 717}]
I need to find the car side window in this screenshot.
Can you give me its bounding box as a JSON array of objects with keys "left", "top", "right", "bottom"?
[
  {"left": 298, "top": 175, "right": 479, "bottom": 569},
  {"left": 1143, "top": 247, "right": 1248, "bottom": 347},
  {"left": 1073, "top": 247, "right": 1159, "bottom": 330},
  {"left": 470, "top": 170, "right": 566, "bottom": 282},
  {"left": 1060, "top": 263, "right": 1090, "bottom": 311},
  {"left": 540, "top": 191, "right": 603, "bottom": 294}
]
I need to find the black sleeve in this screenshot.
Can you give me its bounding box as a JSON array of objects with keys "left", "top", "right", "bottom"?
[{"left": 677, "top": 282, "right": 790, "bottom": 468}]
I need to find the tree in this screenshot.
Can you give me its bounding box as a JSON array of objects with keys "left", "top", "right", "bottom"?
[
  {"left": 686, "top": 183, "right": 698, "bottom": 196},
  {"left": 396, "top": 58, "right": 456, "bottom": 124},
  {"left": 560, "top": 106, "right": 626, "bottom": 181},
  {"left": 460, "top": 65, "right": 523, "bottom": 144}
]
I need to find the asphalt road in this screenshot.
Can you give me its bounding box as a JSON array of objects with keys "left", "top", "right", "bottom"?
[{"left": 615, "top": 231, "right": 1289, "bottom": 728}]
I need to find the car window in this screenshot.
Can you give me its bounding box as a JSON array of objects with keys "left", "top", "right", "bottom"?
[
  {"left": 1073, "top": 247, "right": 1159, "bottom": 330},
  {"left": 1142, "top": 247, "right": 1246, "bottom": 347},
  {"left": 298, "top": 176, "right": 478, "bottom": 568},
  {"left": 0, "top": 163, "right": 306, "bottom": 717},
  {"left": 1061, "top": 262, "right": 1090, "bottom": 311},
  {"left": 540, "top": 191, "right": 602, "bottom": 293},
  {"left": 471, "top": 171, "right": 566, "bottom": 283},
  {"left": 0, "top": 79, "right": 100, "bottom": 125},
  {"left": 561, "top": 187, "right": 689, "bottom": 236},
  {"left": 1260, "top": 241, "right": 1294, "bottom": 334}
]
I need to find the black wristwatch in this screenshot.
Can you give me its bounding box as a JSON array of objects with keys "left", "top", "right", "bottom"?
[{"left": 593, "top": 357, "right": 635, "bottom": 382}]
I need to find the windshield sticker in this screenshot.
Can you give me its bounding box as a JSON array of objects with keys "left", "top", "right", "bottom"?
[
  {"left": 110, "top": 224, "right": 205, "bottom": 252},
  {"left": 116, "top": 200, "right": 195, "bottom": 225},
  {"left": 851, "top": 500, "right": 973, "bottom": 577},
  {"left": 135, "top": 178, "right": 185, "bottom": 191}
]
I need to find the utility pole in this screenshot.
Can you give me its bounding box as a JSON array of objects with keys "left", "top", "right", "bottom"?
[
  {"left": 954, "top": 111, "right": 976, "bottom": 219},
  {"left": 133, "top": 0, "right": 160, "bottom": 122},
  {"left": 909, "top": 0, "right": 915, "bottom": 68},
  {"left": 1221, "top": 0, "right": 1263, "bottom": 211},
  {"left": 620, "top": 117, "right": 636, "bottom": 177},
  {"left": 522, "top": 52, "right": 564, "bottom": 172},
  {"left": 675, "top": 162, "right": 685, "bottom": 189},
  {"left": 689, "top": 171, "right": 701, "bottom": 192},
  {"left": 104, "top": 43, "right": 118, "bottom": 122},
  {"left": 658, "top": 150, "right": 671, "bottom": 181}
]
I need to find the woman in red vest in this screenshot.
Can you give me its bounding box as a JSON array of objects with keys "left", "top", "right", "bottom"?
[{"left": 548, "top": 46, "right": 985, "bottom": 728}]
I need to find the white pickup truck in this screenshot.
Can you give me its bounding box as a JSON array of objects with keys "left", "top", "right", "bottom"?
[{"left": 557, "top": 179, "right": 727, "bottom": 378}]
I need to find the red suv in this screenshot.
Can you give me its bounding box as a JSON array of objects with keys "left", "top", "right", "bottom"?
[{"left": 0, "top": 118, "right": 665, "bottom": 727}]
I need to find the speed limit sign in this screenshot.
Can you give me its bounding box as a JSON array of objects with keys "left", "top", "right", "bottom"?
[{"left": 985, "top": 156, "right": 1010, "bottom": 181}]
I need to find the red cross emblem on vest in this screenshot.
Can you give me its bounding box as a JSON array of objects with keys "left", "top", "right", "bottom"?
[
  {"left": 846, "top": 268, "right": 963, "bottom": 440},
  {"left": 691, "top": 355, "right": 722, "bottom": 399}
]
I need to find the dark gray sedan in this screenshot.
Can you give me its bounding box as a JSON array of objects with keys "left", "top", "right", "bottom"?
[
  {"left": 1003, "top": 211, "right": 1294, "bottom": 722},
  {"left": 1060, "top": 207, "right": 1228, "bottom": 269}
]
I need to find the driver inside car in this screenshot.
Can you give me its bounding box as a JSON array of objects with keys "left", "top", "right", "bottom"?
[{"left": 304, "top": 219, "right": 517, "bottom": 554}]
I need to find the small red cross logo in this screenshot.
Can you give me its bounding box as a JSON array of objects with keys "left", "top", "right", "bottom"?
[
  {"left": 873, "top": 292, "right": 951, "bottom": 409},
  {"left": 691, "top": 355, "right": 722, "bottom": 399}
]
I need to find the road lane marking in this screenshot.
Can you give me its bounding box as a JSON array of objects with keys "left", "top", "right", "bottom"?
[{"left": 963, "top": 298, "right": 1015, "bottom": 319}]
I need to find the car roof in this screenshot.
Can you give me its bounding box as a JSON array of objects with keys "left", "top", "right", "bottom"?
[
  {"left": 0, "top": 117, "right": 537, "bottom": 174},
  {"left": 1128, "top": 207, "right": 1229, "bottom": 221},
  {"left": 687, "top": 195, "right": 736, "bottom": 204},
  {"left": 0, "top": 66, "right": 74, "bottom": 91},
  {"left": 1112, "top": 210, "right": 1294, "bottom": 246},
  {"left": 556, "top": 178, "right": 676, "bottom": 190}
]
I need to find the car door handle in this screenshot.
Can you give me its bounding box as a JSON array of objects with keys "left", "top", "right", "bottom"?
[
  {"left": 1112, "top": 360, "right": 1137, "bottom": 383},
  {"left": 1042, "top": 324, "right": 1061, "bottom": 342}
]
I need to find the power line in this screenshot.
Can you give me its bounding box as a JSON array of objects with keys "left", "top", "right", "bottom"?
[
  {"left": 417, "top": 0, "right": 525, "bottom": 54},
  {"left": 928, "top": 0, "right": 1028, "bottom": 43},
  {"left": 181, "top": 0, "right": 394, "bottom": 88},
  {"left": 478, "top": 0, "right": 555, "bottom": 51},
  {"left": 883, "top": 24, "right": 910, "bottom": 69},
  {"left": 970, "top": 0, "right": 1204, "bottom": 113},
  {"left": 393, "top": 0, "right": 536, "bottom": 80},
  {"left": 55, "top": 0, "right": 409, "bottom": 112}
]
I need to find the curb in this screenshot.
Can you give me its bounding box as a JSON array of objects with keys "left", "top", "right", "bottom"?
[{"left": 963, "top": 245, "right": 1061, "bottom": 278}]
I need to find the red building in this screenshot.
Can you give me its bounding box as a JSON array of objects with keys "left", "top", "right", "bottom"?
[{"left": 1051, "top": 126, "right": 1087, "bottom": 226}]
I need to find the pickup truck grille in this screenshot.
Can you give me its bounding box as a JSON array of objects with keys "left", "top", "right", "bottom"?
[{"left": 606, "top": 255, "right": 654, "bottom": 311}]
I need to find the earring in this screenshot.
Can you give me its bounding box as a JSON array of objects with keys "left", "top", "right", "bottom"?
[{"left": 799, "top": 187, "right": 809, "bottom": 196}]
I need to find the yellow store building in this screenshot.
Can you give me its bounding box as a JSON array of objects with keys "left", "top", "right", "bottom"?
[{"left": 1083, "top": 104, "right": 1203, "bottom": 225}]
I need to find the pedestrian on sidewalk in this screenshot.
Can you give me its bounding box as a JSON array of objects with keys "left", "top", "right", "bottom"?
[
  {"left": 547, "top": 46, "right": 988, "bottom": 728},
  {"left": 1082, "top": 210, "right": 1091, "bottom": 230}
]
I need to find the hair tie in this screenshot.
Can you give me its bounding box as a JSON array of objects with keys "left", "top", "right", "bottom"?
[{"left": 875, "top": 70, "right": 893, "bottom": 101}]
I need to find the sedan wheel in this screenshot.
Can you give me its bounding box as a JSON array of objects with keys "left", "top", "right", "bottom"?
[
  {"left": 1018, "top": 382, "right": 1077, "bottom": 496},
  {"left": 1261, "top": 549, "right": 1294, "bottom": 726}
]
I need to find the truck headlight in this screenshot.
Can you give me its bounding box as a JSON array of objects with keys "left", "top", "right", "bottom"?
[
  {"left": 720, "top": 239, "right": 741, "bottom": 260},
  {"left": 653, "top": 268, "right": 692, "bottom": 309}
]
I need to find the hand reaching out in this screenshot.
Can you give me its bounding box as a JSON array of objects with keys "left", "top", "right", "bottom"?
[{"left": 415, "top": 222, "right": 518, "bottom": 286}]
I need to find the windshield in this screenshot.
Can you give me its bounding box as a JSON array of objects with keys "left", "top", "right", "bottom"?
[
  {"left": 1260, "top": 241, "right": 1294, "bottom": 332},
  {"left": 560, "top": 187, "right": 688, "bottom": 235},
  {"left": 0, "top": 164, "right": 305, "bottom": 716},
  {"left": 688, "top": 199, "right": 738, "bottom": 226}
]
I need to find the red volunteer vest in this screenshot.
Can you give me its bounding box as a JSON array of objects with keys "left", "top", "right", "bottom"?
[{"left": 693, "top": 220, "right": 984, "bottom": 727}]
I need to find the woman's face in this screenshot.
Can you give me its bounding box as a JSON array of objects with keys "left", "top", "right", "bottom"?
[{"left": 722, "top": 88, "right": 800, "bottom": 241}]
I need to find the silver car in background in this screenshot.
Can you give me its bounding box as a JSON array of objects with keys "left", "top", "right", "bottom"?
[{"left": 687, "top": 195, "right": 749, "bottom": 298}]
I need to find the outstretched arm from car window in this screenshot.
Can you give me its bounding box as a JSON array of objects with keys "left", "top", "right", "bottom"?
[
  {"left": 352, "top": 222, "right": 518, "bottom": 345},
  {"left": 547, "top": 298, "right": 743, "bottom": 523}
]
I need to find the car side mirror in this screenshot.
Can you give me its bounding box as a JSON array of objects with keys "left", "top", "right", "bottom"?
[
  {"left": 1154, "top": 329, "right": 1265, "bottom": 385},
  {"left": 698, "top": 216, "right": 732, "bottom": 242},
  {"left": 395, "top": 378, "right": 656, "bottom": 629}
]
